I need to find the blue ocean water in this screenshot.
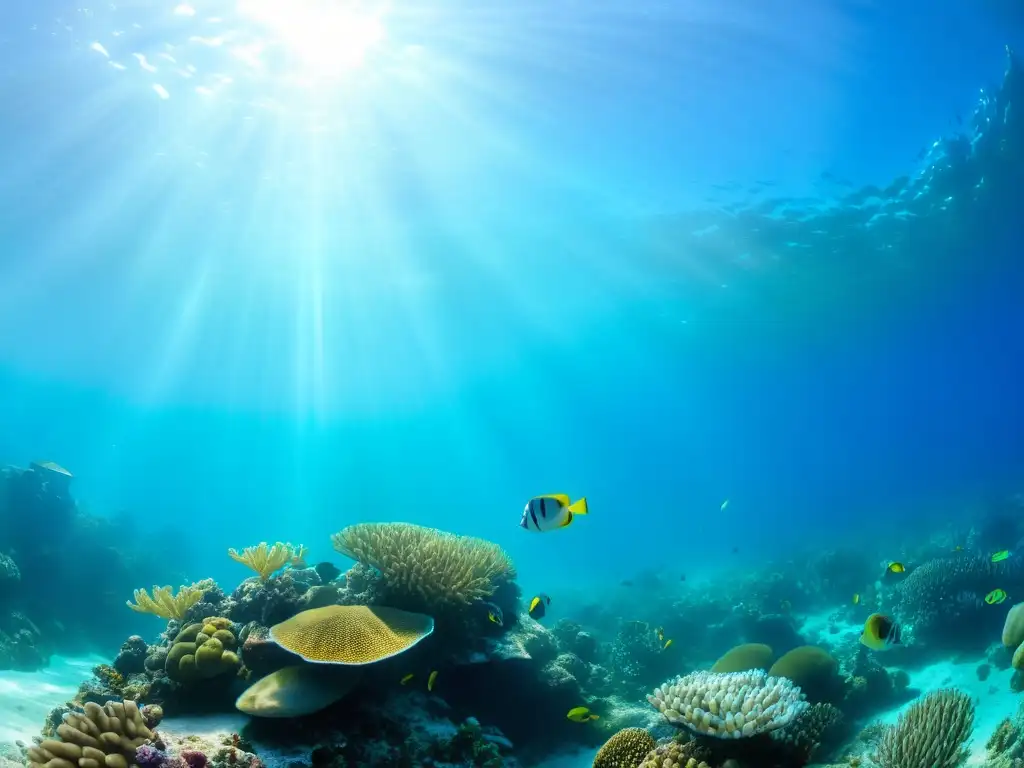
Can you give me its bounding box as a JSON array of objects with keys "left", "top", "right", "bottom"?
[{"left": 0, "top": 0, "right": 1022, "bottom": 652}]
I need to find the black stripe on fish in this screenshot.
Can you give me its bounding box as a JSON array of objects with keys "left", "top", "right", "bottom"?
[
  {"left": 540, "top": 497, "right": 548, "bottom": 518},
  {"left": 529, "top": 503, "right": 539, "bottom": 530}
]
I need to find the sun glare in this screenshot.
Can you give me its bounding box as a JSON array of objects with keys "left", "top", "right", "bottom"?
[{"left": 236, "top": 0, "right": 386, "bottom": 80}]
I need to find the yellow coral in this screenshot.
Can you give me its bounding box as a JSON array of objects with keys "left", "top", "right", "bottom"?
[
  {"left": 594, "top": 728, "right": 656, "bottom": 768},
  {"left": 331, "top": 522, "right": 515, "bottom": 610},
  {"left": 638, "top": 739, "right": 711, "bottom": 768},
  {"left": 126, "top": 580, "right": 210, "bottom": 621},
  {"left": 269, "top": 604, "right": 434, "bottom": 664},
  {"left": 27, "top": 700, "right": 153, "bottom": 768},
  {"left": 229, "top": 542, "right": 294, "bottom": 582}
]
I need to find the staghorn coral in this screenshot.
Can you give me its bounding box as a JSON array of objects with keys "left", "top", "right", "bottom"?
[
  {"left": 647, "top": 670, "right": 809, "bottom": 738},
  {"left": 638, "top": 738, "right": 711, "bottom": 768},
  {"left": 594, "top": 728, "right": 657, "bottom": 768},
  {"left": 27, "top": 699, "right": 153, "bottom": 768},
  {"left": 127, "top": 582, "right": 211, "bottom": 622},
  {"left": 269, "top": 604, "right": 434, "bottom": 664},
  {"left": 228, "top": 542, "right": 294, "bottom": 582},
  {"left": 876, "top": 689, "right": 974, "bottom": 768},
  {"left": 331, "top": 522, "right": 515, "bottom": 611}
]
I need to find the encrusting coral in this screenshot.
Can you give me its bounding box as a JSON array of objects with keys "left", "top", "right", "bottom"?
[
  {"left": 269, "top": 604, "right": 435, "bottom": 664},
  {"left": 593, "top": 728, "right": 657, "bottom": 768},
  {"left": 637, "top": 738, "right": 712, "bottom": 768},
  {"left": 228, "top": 542, "right": 295, "bottom": 582},
  {"left": 27, "top": 699, "right": 154, "bottom": 768},
  {"left": 648, "top": 670, "right": 809, "bottom": 738},
  {"left": 331, "top": 522, "right": 516, "bottom": 611},
  {"left": 876, "top": 689, "right": 974, "bottom": 768},
  {"left": 127, "top": 582, "right": 211, "bottom": 622}
]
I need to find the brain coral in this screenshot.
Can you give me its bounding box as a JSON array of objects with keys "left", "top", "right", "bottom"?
[
  {"left": 767, "top": 646, "right": 841, "bottom": 703},
  {"left": 27, "top": 700, "right": 153, "bottom": 768},
  {"left": 165, "top": 617, "right": 240, "bottom": 682},
  {"left": 593, "top": 728, "right": 656, "bottom": 768},
  {"left": 876, "top": 689, "right": 974, "bottom": 768},
  {"left": 331, "top": 522, "right": 516, "bottom": 611},
  {"left": 711, "top": 643, "right": 774, "bottom": 673},
  {"left": 647, "top": 670, "right": 809, "bottom": 738},
  {"left": 270, "top": 604, "right": 434, "bottom": 664}
]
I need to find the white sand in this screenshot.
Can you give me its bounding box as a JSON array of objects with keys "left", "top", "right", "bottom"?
[{"left": 0, "top": 654, "right": 107, "bottom": 745}]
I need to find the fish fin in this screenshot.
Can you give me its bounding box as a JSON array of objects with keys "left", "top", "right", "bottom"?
[
  {"left": 560, "top": 511, "right": 573, "bottom": 527},
  {"left": 859, "top": 633, "right": 883, "bottom": 652},
  {"left": 568, "top": 497, "right": 589, "bottom": 515},
  {"left": 542, "top": 494, "right": 571, "bottom": 505}
]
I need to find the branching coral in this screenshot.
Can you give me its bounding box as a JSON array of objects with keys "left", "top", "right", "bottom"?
[
  {"left": 331, "top": 522, "right": 515, "bottom": 611},
  {"left": 228, "top": 542, "right": 294, "bottom": 582},
  {"left": 127, "top": 581, "right": 211, "bottom": 621},
  {"left": 876, "top": 689, "right": 974, "bottom": 768},
  {"left": 648, "top": 670, "right": 809, "bottom": 738}
]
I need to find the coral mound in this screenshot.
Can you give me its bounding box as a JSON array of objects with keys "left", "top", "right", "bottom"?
[
  {"left": 876, "top": 689, "right": 974, "bottom": 768},
  {"left": 27, "top": 700, "right": 153, "bottom": 768},
  {"left": 270, "top": 604, "right": 434, "bottom": 664},
  {"left": 710, "top": 643, "right": 774, "bottom": 674},
  {"left": 638, "top": 739, "right": 711, "bottom": 768},
  {"left": 593, "top": 728, "right": 656, "bottom": 768},
  {"left": 331, "top": 522, "right": 515, "bottom": 611},
  {"left": 165, "top": 618, "right": 240, "bottom": 681},
  {"left": 647, "top": 670, "right": 809, "bottom": 738}
]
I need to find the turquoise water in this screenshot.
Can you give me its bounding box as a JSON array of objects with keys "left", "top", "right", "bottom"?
[{"left": 0, "top": 0, "right": 1023, "bottom": 658}]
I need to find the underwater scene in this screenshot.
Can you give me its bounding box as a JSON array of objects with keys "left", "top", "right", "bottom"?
[{"left": 3, "top": 0, "right": 1024, "bottom": 767}]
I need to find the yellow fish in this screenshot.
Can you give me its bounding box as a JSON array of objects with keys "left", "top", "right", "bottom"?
[
  {"left": 953, "top": 545, "right": 964, "bottom": 552},
  {"left": 400, "top": 674, "right": 414, "bottom": 685},
  {"left": 655, "top": 627, "right": 664, "bottom": 643},
  {"left": 566, "top": 706, "right": 599, "bottom": 723},
  {"left": 487, "top": 610, "right": 503, "bottom": 627},
  {"left": 520, "top": 494, "right": 589, "bottom": 532},
  {"left": 986, "top": 589, "right": 1008, "bottom": 605},
  {"left": 663, "top": 639, "right": 673, "bottom": 650},
  {"left": 887, "top": 562, "right": 905, "bottom": 574},
  {"left": 993, "top": 550, "right": 1011, "bottom": 563},
  {"left": 852, "top": 593, "right": 860, "bottom": 605},
  {"left": 860, "top": 613, "right": 903, "bottom": 651},
  {"left": 427, "top": 670, "right": 438, "bottom": 691},
  {"left": 529, "top": 594, "right": 550, "bottom": 620}
]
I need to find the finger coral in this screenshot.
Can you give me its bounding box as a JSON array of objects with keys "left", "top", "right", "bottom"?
[
  {"left": 876, "top": 689, "right": 974, "bottom": 768},
  {"left": 126, "top": 581, "right": 211, "bottom": 621},
  {"left": 593, "top": 728, "right": 656, "bottom": 768},
  {"left": 647, "top": 670, "right": 809, "bottom": 738},
  {"left": 228, "top": 542, "right": 294, "bottom": 582},
  {"left": 331, "top": 522, "right": 515, "bottom": 611},
  {"left": 165, "top": 618, "right": 241, "bottom": 682},
  {"left": 27, "top": 699, "right": 154, "bottom": 768}
]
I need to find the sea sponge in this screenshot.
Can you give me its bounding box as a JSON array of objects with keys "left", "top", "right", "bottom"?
[
  {"left": 126, "top": 581, "right": 211, "bottom": 621},
  {"left": 165, "top": 618, "right": 240, "bottom": 682},
  {"left": 593, "top": 728, "right": 656, "bottom": 768},
  {"left": 647, "top": 670, "right": 809, "bottom": 738},
  {"left": 711, "top": 643, "right": 774, "bottom": 673},
  {"left": 768, "top": 646, "right": 841, "bottom": 703},
  {"left": 1004, "top": 603, "right": 1024, "bottom": 648},
  {"left": 876, "top": 689, "right": 974, "bottom": 768},
  {"left": 637, "top": 739, "right": 711, "bottom": 768},
  {"left": 27, "top": 700, "right": 153, "bottom": 768},
  {"left": 269, "top": 604, "right": 434, "bottom": 664},
  {"left": 228, "top": 542, "right": 294, "bottom": 582},
  {"left": 331, "top": 522, "right": 516, "bottom": 611}
]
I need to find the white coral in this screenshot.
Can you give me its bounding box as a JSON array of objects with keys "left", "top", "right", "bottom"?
[{"left": 647, "top": 669, "right": 809, "bottom": 738}]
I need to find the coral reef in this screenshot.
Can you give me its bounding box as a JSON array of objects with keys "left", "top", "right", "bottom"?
[
  {"left": 594, "top": 728, "right": 657, "bottom": 768},
  {"left": 876, "top": 689, "right": 974, "bottom": 768}
]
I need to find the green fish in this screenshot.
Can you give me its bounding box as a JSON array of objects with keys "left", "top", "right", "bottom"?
[{"left": 992, "top": 550, "right": 1011, "bottom": 563}]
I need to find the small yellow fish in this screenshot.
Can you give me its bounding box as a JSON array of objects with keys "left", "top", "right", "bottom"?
[
  {"left": 400, "top": 673, "right": 414, "bottom": 685},
  {"left": 520, "top": 494, "right": 589, "bottom": 532},
  {"left": 860, "top": 613, "right": 903, "bottom": 651},
  {"left": 663, "top": 639, "right": 673, "bottom": 650},
  {"left": 721, "top": 499, "right": 729, "bottom": 511},
  {"left": 655, "top": 626, "right": 664, "bottom": 643},
  {"left": 986, "top": 589, "right": 1008, "bottom": 605},
  {"left": 993, "top": 550, "right": 1011, "bottom": 563},
  {"left": 566, "top": 706, "right": 599, "bottom": 723},
  {"left": 427, "top": 670, "right": 438, "bottom": 691},
  {"left": 954, "top": 545, "right": 964, "bottom": 552},
  {"left": 488, "top": 610, "right": 503, "bottom": 627},
  {"left": 852, "top": 593, "right": 860, "bottom": 605},
  {"left": 887, "top": 562, "right": 905, "bottom": 574}
]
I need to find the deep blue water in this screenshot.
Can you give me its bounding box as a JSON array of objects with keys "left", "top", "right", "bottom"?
[{"left": 0, "top": 0, "right": 1022, "bottom": 611}]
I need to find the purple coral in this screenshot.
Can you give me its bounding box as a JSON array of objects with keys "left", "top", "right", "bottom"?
[
  {"left": 180, "top": 750, "right": 208, "bottom": 768},
  {"left": 135, "top": 744, "right": 168, "bottom": 768}
]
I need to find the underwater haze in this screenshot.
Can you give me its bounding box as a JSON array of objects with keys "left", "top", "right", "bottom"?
[{"left": 1, "top": 0, "right": 1024, "bottom": 642}]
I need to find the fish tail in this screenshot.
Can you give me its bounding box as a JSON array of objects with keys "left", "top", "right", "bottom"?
[{"left": 569, "top": 497, "right": 589, "bottom": 515}]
